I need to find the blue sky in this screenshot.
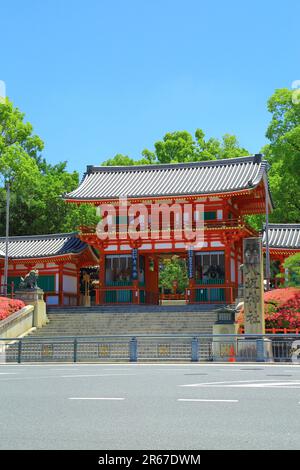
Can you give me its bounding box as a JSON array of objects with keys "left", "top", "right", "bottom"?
[{"left": 1, "top": 0, "right": 299, "bottom": 175}]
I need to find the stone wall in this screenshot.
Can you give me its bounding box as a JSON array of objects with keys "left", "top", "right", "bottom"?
[{"left": 0, "top": 305, "right": 34, "bottom": 339}]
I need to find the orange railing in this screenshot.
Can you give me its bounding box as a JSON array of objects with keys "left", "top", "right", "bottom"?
[
  {"left": 186, "top": 285, "right": 238, "bottom": 304},
  {"left": 95, "top": 285, "right": 136, "bottom": 304},
  {"left": 94, "top": 285, "right": 160, "bottom": 305},
  {"left": 160, "top": 293, "right": 185, "bottom": 301},
  {"left": 239, "top": 326, "right": 300, "bottom": 334},
  {"left": 79, "top": 218, "right": 256, "bottom": 240}
]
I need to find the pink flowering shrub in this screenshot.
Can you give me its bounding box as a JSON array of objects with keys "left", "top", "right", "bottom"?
[
  {"left": 0, "top": 297, "right": 25, "bottom": 321},
  {"left": 237, "top": 288, "right": 300, "bottom": 329},
  {"left": 265, "top": 293, "right": 300, "bottom": 329}
]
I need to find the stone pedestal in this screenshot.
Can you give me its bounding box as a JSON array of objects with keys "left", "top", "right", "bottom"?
[
  {"left": 15, "top": 288, "right": 48, "bottom": 328},
  {"left": 212, "top": 323, "right": 239, "bottom": 361}
]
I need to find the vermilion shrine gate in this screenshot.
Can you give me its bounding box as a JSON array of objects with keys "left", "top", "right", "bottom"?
[
  {"left": 63, "top": 154, "right": 273, "bottom": 305},
  {"left": 1, "top": 155, "right": 299, "bottom": 307}
]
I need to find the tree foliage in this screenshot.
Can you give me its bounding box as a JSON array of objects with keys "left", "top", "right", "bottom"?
[
  {"left": 159, "top": 256, "right": 188, "bottom": 292},
  {"left": 103, "top": 129, "right": 249, "bottom": 166},
  {"left": 0, "top": 99, "right": 97, "bottom": 236},
  {"left": 283, "top": 253, "right": 300, "bottom": 286},
  {"left": 264, "top": 89, "right": 300, "bottom": 223}
]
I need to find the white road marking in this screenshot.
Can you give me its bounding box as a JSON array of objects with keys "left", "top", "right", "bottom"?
[
  {"left": 61, "top": 373, "right": 136, "bottom": 378},
  {"left": 180, "top": 379, "right": 300, "bottom": 389},
  {"left": 231, "top": 381, "right": 300, "bottom": 388},
  {"left": 178, "top": 399, "right": 239, "bottom": 403},
  {"left": 181, "top": 379, "right": 277, "bottom": 387},
  {"left": 0, "top": 373, "right": 17, "bottom": 375},
  {"left": 69, "top": 397, "right": 125, "bottom": 401}
]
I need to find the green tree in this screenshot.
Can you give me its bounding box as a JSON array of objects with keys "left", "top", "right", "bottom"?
[
  {"left": 264, "top": 89, "right": 300, "bottom": 223},
  {"left": 151, "top": 129, "right": 249, "bottom": 163},
  {"left": 0, "top": 99, "right": 97, "bottom": 236},
  {"left": 102, "top": 153, "right": 137, "bottom": 166},
  {"left": 103, "top": 129, "right": 249, "bottom": 166},
  {"left": 159, "top": 256, "right": 188, "bottom": 292},
  {"left": 0, "top": 98, "right": 44, "bottom": 168},
  {"left": 283, "top": 253, "right": 300, "bottom": 286}
]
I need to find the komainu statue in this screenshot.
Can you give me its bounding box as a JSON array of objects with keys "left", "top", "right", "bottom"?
[{"left": 19, "top": 270, "right": 39, "bottom": 289}]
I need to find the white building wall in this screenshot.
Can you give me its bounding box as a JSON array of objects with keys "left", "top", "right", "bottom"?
[{"left": 63, "top": 275, "right": 77, "bottom": 293}]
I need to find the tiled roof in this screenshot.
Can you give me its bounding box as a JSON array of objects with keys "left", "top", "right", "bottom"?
[
  {"left": 263, "top": 224, "right": 300, "bottom": 249},
  {"left": 0, "top": 233, "right": 88, "bottom": 259},
  {"left": 64, "top": 154, "right": 271, "bottom": 201}
]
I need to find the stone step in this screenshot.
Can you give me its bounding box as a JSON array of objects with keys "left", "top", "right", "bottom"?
[
  {"left": 28, "top": 306, "right": 218, "bottom": 340},
  {"left": 47, "top": 305, "right": 221, "bottom": 314}
]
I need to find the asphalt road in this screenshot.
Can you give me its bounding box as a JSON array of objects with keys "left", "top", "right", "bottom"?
[{"left": 0, "top": 362, "right": 300, "bottom": 450}]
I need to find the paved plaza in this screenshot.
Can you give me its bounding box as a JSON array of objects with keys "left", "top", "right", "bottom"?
[{"left": 0, "top": 363, "right": 300, "bottom": 450}]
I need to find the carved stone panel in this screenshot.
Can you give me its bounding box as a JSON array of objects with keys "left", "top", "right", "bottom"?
[{"left": 243, "top": 237, "right": 265, "bottom": 334}]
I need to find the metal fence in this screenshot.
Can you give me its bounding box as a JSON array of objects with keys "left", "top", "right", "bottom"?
[{"left": 1, "top": 334, "right": 300, "bottom": 363}]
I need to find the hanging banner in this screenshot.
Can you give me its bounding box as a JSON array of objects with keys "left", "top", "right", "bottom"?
[
  {"left": 131, "top": 248, "right": 138, "bottom": 281},
  {"left": 187, "top": 248, "right": 194, "bottom": 279}
]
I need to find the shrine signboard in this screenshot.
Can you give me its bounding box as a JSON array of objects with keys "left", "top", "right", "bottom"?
[{"left": 243, "top": 237, "right": 265, "bottom": 335}]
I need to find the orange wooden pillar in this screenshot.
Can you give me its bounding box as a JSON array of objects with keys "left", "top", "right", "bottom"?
[
  {"left": 234, "top": 240, "right": 241, "bottom": 300},
  {"left": 98, "top": 252, "right": 105, "bottom": 304},
  {"left": 224, "top": 243, "right": 232, "bottom": 304},
  {"left": 76, "top": 264, "right": 81, "bottom": 306},
  {"left": 145, "top": 254, "right": 159, "bottom": 304}
]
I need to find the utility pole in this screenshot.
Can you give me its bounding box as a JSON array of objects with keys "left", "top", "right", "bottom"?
[
  {"left": 3, "top": 180, "right": 10, "bottom": 296},
  {"left": 265, "top": 179, "right": 270, "bottom": 291}
]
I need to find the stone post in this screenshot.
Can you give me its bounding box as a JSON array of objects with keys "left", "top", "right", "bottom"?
[
  {"left": 243, "top": 237, "right": 265, "bottom": 335},
  {"left": 15, "top": 288, "right": 48, "bottom": 328},
  {"left": 240, "top": 237, "right": 273, "bottom": 362}
]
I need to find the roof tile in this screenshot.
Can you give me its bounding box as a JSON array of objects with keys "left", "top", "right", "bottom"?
[
  {"left": 64, "top": 155, "right": 270, "bottom": 201},
  {"left": 263, "top": 224, "right": 300, "bottom": 249},
  {"left": 0, "top": 233, "right": 87, "bottom": 259}
]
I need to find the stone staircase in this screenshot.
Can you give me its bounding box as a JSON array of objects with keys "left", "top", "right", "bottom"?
[
  {"left": 20, "top": 304, "right": 219, "bottom": 361},
  {"left": 31, "top": 304, "right": 218, "bottom": 337}
]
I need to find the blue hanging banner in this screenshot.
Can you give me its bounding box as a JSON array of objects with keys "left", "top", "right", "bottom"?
[
  {"left": 131, "top": 248, "right": 138, "bottom": 281},
  {"left": 187, "top": 248, "right": 194, "bottom": 279}
]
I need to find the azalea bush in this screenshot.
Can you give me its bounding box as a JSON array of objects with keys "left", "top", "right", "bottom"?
[
  {"left": 237, "top": 288, "right": 300, "bottom": 330},
  {"left": 265, "top": 293, "right": 300, "bottom": 329},
  {"left": 0, "top": 297, "right": 25, "bottom": 321}
]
